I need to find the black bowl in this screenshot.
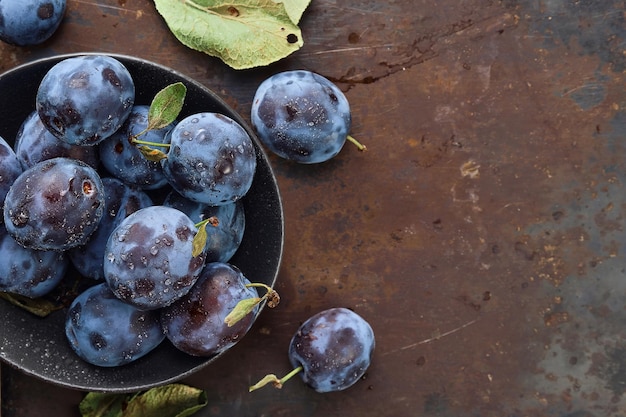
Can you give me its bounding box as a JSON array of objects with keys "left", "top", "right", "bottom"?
[{"left": 0, "top": 53, "right": 284, "bottom": 392}]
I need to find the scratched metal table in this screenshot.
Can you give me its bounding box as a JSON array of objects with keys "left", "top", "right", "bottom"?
[{"left": 1, "top": 1, "right": 626, "bottom": 416}]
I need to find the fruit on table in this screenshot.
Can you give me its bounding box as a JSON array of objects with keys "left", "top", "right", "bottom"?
[
  {"left": 14, "top": 110, "right": 99, "bottom": 170},
  {"left": 103, "top": 205, "right": 207, "bottom": 310},
  {"left": 65, "top": 282, "right": 165, "bottom": 367},
  {"left": 99, "top": 105, "right": 175, "bottom": 190},
  {"left": 3, "top": 157, "right": 105, "bottom": 251},
  {"left": 250, "top": 307, "right": 375, "bottom": 393},
  {"left": 0, "top": 223, "right": 68, "bottom": 298},
  {"left": 160, "top": 262, "right": 259, "bottom": 357},
  {"left": 68, "top": 177, "right": 153, "bottom": 281},
  {"left": 161, "top": 112, "right": 257, "bottom": 206},
  {"left": 0, "top": 0, "right": 66, "bottom": 46},
  {"left": 251, "top": 70, "right": 364, "bottom": 164},
  {"left": 163, "top": 190, "right": 245, "bottom": 263},
  {"left": 36, "top": 55, "right": 135, "bottom": 146}
]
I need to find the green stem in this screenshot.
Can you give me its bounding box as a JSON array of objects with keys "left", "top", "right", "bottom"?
[
  {"left": 346, "top": 135, "right": 367, "bottom": 151},
  {"left": 278, "top": 366, "right": 303, "bottom": 385},
  {"left": 131, "top": 137, "right": 171, "bottom": 148},
  {"left": 249, "top": 366, "right": 304, "bottom": 392}
]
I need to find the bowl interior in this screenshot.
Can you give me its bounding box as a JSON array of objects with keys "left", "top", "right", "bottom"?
[{"left": 0, "top": 53, "right": 284, "bottom": 392}]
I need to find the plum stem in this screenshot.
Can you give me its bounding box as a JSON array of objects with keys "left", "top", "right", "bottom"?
[
  {"left": 346, "top": 135, "right": 367, "bottom": 151},
  {"left": 131, "top": 137, "right": 171, "bottom": 148},
  {"left": 249, "top": 366, "right": 304, "bottom": 392},
  {"left": 223, "top": 283, "right": 280, "bottom": 327}
]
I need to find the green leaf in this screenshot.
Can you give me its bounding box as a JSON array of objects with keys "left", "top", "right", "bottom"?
[
  {"left": 147, "top": 82, "right": 187, "bottom": 131},
  {"left": 79, "top": 392, "right": 126, "bottom": 417},
  {"left": 192, "top": 217, "right": 219, "bottom": 258},
  {"left": 153, "top": 0, "right": 306, "bottom": 69},
  {"left": 137, "top": 145, "right": 169, "bottom": 162},
  {"left": 280, "top": 0, "right": 311, "bottom": 24},
  {"left": 123, "top": 384, "right": 208, "bottom": 417},
  {"left": 192, "top": 223, "right": 208, "bottom": 258},
  {"left": 0, "top": 292, "right": 61, "bottom": 317},
  {"left": 224, "top": 297, "right": 261, "bottom": 327}
]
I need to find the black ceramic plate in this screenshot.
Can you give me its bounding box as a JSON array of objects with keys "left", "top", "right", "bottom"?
[{"left": 0, "top": 53, "right": 284, "bottom": 392}]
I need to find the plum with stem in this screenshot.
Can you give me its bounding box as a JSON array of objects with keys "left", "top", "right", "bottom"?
[{"left": 249, "top": 307, "right": 375, "bottom": 393}]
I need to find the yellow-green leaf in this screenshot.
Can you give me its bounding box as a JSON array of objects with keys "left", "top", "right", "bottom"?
[
  {"left": 79, "top": 392, "right": 125, "bottom": 417},
  {"left": 153, "top": 0, "right": 306, "bottom": 69},
  {"left": 137, "top": 145, "right": 168, "bottom": 162},
  {"left": 279, "top": 0, "right": 311, "bottom": 24},
  {"left": 123, "top": 384, "right": 207, "bottom": 417},
  {"left": 0, "top": 292, "right": 61, "bottom": 317},
  {"left": 148, "top": 82, "right": 187, "bottom": 131},
  {"left": 79, "top": 385, "right": 207, "bottom": 417},
  {"left": 192, "top": 223, "right": 208, "bottom": 258},
  {"left": 224, "top": 297, "right": 261, "bottom": 327}
]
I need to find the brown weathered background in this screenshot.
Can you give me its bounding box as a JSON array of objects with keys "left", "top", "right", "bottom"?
[{"left": 1, "top": 1, "right": 626, "bottom": 416}]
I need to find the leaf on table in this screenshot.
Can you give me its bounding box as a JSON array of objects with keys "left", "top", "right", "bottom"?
[
  {"left": 79, "top": 392, "right": 126, "bottom": 417},
  {"left": 79, "top": 384, "right": 207, "bottom": 417},
  {"left": 153, "top": 0, "right": 307, "bottom": 69},
  {"left": 279, "top": 0, "right": 311, "bottom": 24},
  {"left": 123, "top": 384, "right": 208, "bottom": 417}
]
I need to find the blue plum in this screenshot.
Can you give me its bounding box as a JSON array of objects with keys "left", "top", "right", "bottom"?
[
  {"left": 0, "top": 136, "right": 23, "bottom": 215},
  {"left": 3, "top": 157, "right": 105, "bottom": 251},
  {"left": 0, "top": 224, "right": 68, "bottom": 298},
  {"left": 99, "top": 105, "right": 174, "bottom": 190},
  {"left": 14, "top": 110, "right": 99, "bottom": 170},
  {"left": 68, "top": 177, "right": 153, "bottom": 280},
  {"left": 36, "top": 55, "right": 135, "bottom": 146},
  {"left": 163, "top": 190, "right": 245, "bottom": 263},
  {"left": 65, "top": 282, "right": 165, "bottom": 367},
  {"left": 250, "top": 70, "right": 352, "bottom": 163},
  {"left": 103, "top": 205, "right": 206, "bottom": 310},
  {"left": 160, "top": 262, "right": 259, "bottom": 357},
  {"left": 161, "top": 112, "right": 256, "bottom": 206},
  {"left": 0, "top": 0, "right": 66, "bottom": 46},
  {"left": 289, "top": 307, "right": 375, "bottom": 392}
]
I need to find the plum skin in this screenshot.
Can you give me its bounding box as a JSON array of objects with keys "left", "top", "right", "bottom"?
[
  {"left": 0, "top": 223, "right": 68, "bottom": 298},
  {"left": 251, "top": 70, "right": 352, "bottom": 164},
  {"left": 161, "top": 112, "right": 257, "bottom": 206},
  {"left": 99, "top": 105, "right": 174, "bottom": 190},
  {"left": 3, "top": 157, "right": 105, "bottom": 251},
  {"left": 65, "top": 283, "right": 165, "bottom": 367},
  {"left": 0, "top": 0, "right": 66, "bottom": 46},
  {"left": 289, "top": 307, "right": 375, "bottom": 392},
  {"left": 36, "top": 55, "right": 135, "bottom": 146},
  {"left": 103, "top": 205, "right": 206, "bottom": 310},
  {"left": 68, "top": 177, "right": 153, "bottom": 281},
  {"left": 160, "top": 262, "right": 259, "bottom": 357}
]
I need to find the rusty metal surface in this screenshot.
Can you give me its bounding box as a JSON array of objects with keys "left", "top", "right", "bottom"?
[{"left": 1, "top": 1, "right": 626, "bottom": 416}]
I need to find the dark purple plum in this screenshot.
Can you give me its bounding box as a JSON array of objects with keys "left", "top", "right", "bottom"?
[
  {"left": 36, "top": 55, "right": 135, "bottom": 146},
  {"left": 289, "top": 307, "right": 374, "bottom": 392},
  {"left": 163, "top": 190, "right": 245, "bottom": 263},
  {"left": 65, "top": 282, "right": 165, "bottom": 367},
  {"left": 160, "top": 262, "right": 259, "bottom": 357},
  {"left": 0, "top": 224, "right": 68, "bottom": 297},
  {"left": 14, "top": 110, "right": 99, "bottom": 170},
  {"left": 0, "top": 136, "right": 23, "bottom": 215},
  {"left": 161, "top": 112, "right": 256, "bottom": 206},
  {"left": 251, "top": 70, "right": 353, "bottom": 164},
  {"left": 3, "top": 157, "right": 105, "bottom": 251},
  {"left": 103, "top": 205, "right": 206, "bottom": 310},
  {"left": 0, "top": 0, "right": 66, "bottom": 46},
  {"left": 68, "top": 177, "right": 153, "bottom": 280},
  {"left": 99, "top": 105, "right": 174, "bottom": 190}
]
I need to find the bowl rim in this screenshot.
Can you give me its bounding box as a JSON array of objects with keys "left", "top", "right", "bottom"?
[{"left": 0, "top": 52, "right": 285, "bottom": 392}]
